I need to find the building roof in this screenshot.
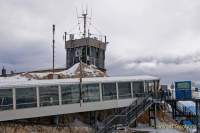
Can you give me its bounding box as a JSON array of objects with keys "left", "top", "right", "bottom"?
[
  {"left": 0, "top": 75, "right": 159, "bottom": 88},
  {"left": 65, "top": 37, "right": 107, "bottom": 49}
]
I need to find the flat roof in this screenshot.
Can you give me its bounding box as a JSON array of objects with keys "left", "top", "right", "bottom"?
[
  {"left": 65, "top": 37, "right": 107, "bottom": 49},
  {"left": 0, "top": 75, "right": 159, "bottom": 88}
]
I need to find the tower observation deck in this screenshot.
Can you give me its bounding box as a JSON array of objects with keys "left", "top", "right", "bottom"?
[{"left": 64, "top": 10, "right": 108, "bottom": 71}]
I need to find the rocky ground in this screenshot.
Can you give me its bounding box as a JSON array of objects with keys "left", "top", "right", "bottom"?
[{"left": 0, "top": 123, "right": 94, "bottom": 133}]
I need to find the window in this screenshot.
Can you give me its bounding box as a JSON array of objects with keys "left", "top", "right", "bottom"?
[
  {"left": 118, "top": 82, "right": 132, "bottom": 99},
  {"left": 102, "top": 83, "right": 117, "bottom": 100},
  {"left": 39, "top": 86, "right": 59, "bottom": 107},
  {"left": 0, "top": 89, "right": 13, "bottom": 110},
  {"left": 82, "top": 84, "right": 100, "bottom": 102},
  {"left": 16, "top": 87, "right": 37, "bottom": 109},
  {"left": 176, "top": 82, "right": 191, "bottom": 89},
  {"left": 61, "top": 84, "right": 80, "bottom": 104},
  {"left": 133, "top": 82, "right": 144, "bottom": 96}
]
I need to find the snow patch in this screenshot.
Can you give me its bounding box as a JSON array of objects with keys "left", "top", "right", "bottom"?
[
  {"left": 0, "top": 63, "right": 107, "bottom": 83},
  {"left": 0, "top": 75, "right": 33, "bottom": 83}
]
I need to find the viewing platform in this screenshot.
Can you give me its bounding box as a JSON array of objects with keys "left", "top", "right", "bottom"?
[{"left": 0, "top": 75, "right": 159, "bottom": 122}]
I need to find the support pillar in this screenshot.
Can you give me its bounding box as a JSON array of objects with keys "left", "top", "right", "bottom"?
[
  {"left": 196, "top": 100, "right": 200, "bottom": 133},
  {"left": 171, "top": 100, "right": 177, "bottom": 119},
  {"left": 149, "top": 103, "right": 156, "bottom": 128},
  {"left": 90, "top": 111, "right": 96, "bottom": 128}
]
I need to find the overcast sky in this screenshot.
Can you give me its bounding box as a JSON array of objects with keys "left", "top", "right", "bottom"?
[{"left": 1, "top": 0, "right": 200, "bottom": 83}]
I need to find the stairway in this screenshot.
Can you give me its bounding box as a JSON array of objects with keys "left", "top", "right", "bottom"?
[{"left": 97, "top": 94, "right": 154, "bottom": 133}]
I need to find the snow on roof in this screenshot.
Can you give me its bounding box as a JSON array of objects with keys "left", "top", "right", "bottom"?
[
  {"left": 55, "top": 63, "right": 80, "bottom": 76},
  {"left": 28, "top": 72, "right": 49, "bottom": 79},
  {"left": 15, "top": 63, "right": 105, "bottom": 79},
  {"left": 0, "top": 75, "right": 33, "bottom": 83},
  {"left": 0, "top": 75, "right": 159, "bottom": 88},
  {"left": 60, "top": 63, "right": 105, "bottom": 77}
]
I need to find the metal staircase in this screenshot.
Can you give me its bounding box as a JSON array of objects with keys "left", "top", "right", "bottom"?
[{"left": 97, "top": 94, "right": 154, "bottom": 133}]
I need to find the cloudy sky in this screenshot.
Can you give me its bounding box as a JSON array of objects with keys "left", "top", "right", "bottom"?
[{"left": 1, "top": 0, "right": 200, "bottom": 83}]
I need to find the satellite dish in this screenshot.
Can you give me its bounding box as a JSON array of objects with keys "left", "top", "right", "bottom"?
[{"left": 75, "top": 49, "right": 82, "bottom": 57}]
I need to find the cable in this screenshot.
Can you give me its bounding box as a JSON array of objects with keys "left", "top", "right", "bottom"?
[{"left": 90, "top": 23, "right": 104, "bottom": 36}]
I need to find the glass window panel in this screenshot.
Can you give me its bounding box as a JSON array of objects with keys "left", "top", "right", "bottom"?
[
  {"left": 118, "top": 82, "right": 132, "bottom": 99},
  {"left": 0, "top": 89, "right": 13, "bottom": 110},
  {"left": 82, "top": 84, "right": 100, "bottom": 102},
  {"left": 39, "top": 86, "right": 59, "bottom": 107},
  {"left": 61, "top": 84, "right": 80, "bottom": 104},
  {"left": 102, "top": 83, "right": 117, "bottom": 100},
  {"left": 133, "top": 82, "right": 144, "bottom": 96},
  {"left": 16, "top": 87, "right": 37, "bottom": 109}
]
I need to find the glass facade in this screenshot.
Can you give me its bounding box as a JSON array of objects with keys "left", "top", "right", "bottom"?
[
  {"left": 39, "top": 86, "right": 59, "bottom": 107},
  {"left": 16, "top": 87, "right": 37, "bottom": 109},
  {"left": 0, "top": 89, "right": 13, "bottom": 110},
  {"left": 102, "top": 83, "right": 117, "bottom": 100},
  {"left": 132, "top": 81, "right": 144, "bottom": 96},
  {"left": 82, "top": 84, "right": 100, "bottom": 102},
  {"left": 118, "top": 82, "right": 132, "bottom": 99},
  {"left": 0, "top": 79, "right": 159, "bottom": 112},
  {"left": 61, "top": 84, "right": 80, "bottom": 104}
]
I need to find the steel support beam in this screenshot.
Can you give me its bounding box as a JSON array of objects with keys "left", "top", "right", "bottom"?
[{"left": 196, "top": 100, "right": 200, "bottom": 133}]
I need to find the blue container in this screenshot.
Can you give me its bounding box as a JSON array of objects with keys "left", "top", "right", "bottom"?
[{"left": 175, "top": 81, "right": 192, "bottom": 100}]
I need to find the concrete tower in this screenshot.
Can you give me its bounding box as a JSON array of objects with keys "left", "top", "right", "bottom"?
[{"left": 64, "top": 10, "right": 108, "bottom": 71}]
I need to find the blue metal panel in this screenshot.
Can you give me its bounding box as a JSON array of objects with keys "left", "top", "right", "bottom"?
[{"left": 175, "top": 81, "right": 192, "bottom": 100}]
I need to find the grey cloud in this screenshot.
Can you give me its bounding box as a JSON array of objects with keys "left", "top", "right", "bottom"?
[
  {"left": 125, "top": 52, "right": 200, "bottom": 66},
  {"left": 1, "top": 0, "right": 200, "bottom": 83},
  {"left": 107, "top": 52, "right": 200, "bottom": 84}
]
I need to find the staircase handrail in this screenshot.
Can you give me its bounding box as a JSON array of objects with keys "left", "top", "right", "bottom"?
[{"left": 97, "top": 93, "right": 154, "bottom": 133}]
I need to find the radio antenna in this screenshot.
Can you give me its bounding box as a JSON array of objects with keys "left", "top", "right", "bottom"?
[
  {"left": 82, "top": 10, "right": 88, "bottom": 38},
  {"left": 52, "top": 24, "right": 55, "bottom": 73}
]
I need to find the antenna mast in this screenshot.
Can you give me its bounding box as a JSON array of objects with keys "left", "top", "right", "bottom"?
[
  {"left": 64, "top": 32, "right": 67, "bottom": 67},
  {"left": 52, "top": 24, "right": 55, "bottom": 73},
  {"left": 82, "top": 10, "right": 88, "bottom": 38}
]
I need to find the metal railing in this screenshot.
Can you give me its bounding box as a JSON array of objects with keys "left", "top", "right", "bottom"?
[
  {"left": 177, "top": 102, "right": 195, "bottom": 116},
  {"left": 97, "top": 93, "right": 154, "bottom": 133}
]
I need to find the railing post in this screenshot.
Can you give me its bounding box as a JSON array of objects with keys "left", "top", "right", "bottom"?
[
  {"left": 99, "top": 83, "right": 103, "bottom": 101},
  {"left": 143, "top": 80, "right": 146, "bottom": 93},
  {"left": 131, "top": 82, "right": 134, "bottom": 98},
  {"left": 116, "top": 82, "right": 119, "bottom": 100},
  {"left": 58, "top": 85, "right": 62, "bottom": 105},
  {"left": 36, "top": 86, "right": 40, "bottom": 107},
  {"left": 13, "top": 88, "right": 16, "bottom": 110}
]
